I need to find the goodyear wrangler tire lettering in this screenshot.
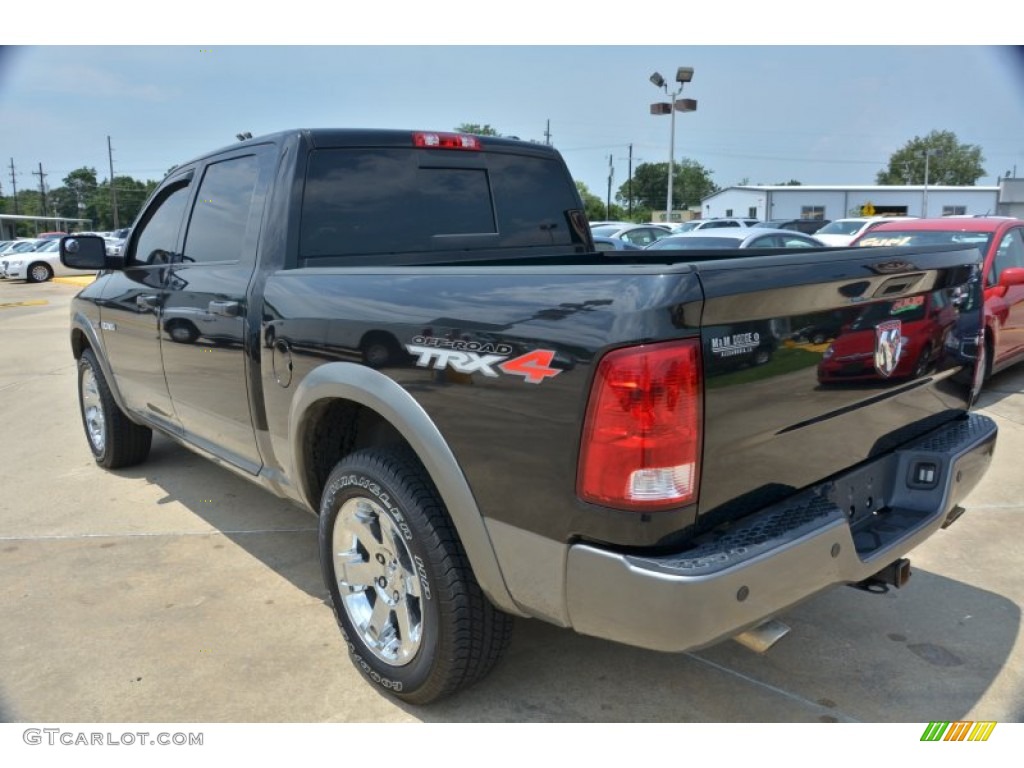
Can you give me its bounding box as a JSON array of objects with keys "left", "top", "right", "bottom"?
[{"left": 318, "top": 447, "right": 513, "bottom": 704}]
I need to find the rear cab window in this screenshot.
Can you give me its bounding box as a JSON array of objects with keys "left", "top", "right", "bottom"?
[{"left": 299, "top": 146, "right": 588, "bottom": 265}]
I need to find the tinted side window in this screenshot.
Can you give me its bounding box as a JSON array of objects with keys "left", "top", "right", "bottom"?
[
  {"left": 182, "top": 155, "right": 261, "bottom": 265},
  {"left": 130, "top": 183, "right": 191, "bottom": 265}
]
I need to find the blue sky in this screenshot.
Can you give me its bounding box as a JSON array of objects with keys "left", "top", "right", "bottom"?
[{"left": 2, "top": 45, "right": 1023, "bottom": 203}]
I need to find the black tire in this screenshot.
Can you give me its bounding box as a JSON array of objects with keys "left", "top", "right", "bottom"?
[
  {"left": 26, "top": 261, "right": 53, "bottom": 283},
  {"left": 319, "top": 447, "right": 512, "bottom": 704},
  {"left": 911, "top": 344, "right": 933, "bottom": 378},
  {"left": 77, "top": 348, "right": 153, "bottom": 469},
  {"left": 359, "top": 332, "right": 400, "bottom": 369},
  {"left": 982, "top": 335, "right": 993, "bottom": 383},
  {"left": 811, "top": 332, "right": 826, "bottom": 345},
  {"left": 166, "top": 320, "right": 200, "bottom": 344}
]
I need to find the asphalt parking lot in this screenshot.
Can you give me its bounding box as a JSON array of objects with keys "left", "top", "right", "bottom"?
[{"left": 1, "top": 277, "right": 1022, "bottom": 723}]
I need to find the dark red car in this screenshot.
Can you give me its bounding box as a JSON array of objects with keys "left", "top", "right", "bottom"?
[
  {"left": 853, "top": 216, "right": 1024, "bottom": 380},
  {"left": 817, "top": 292, "right": 957, "bottom": 383}
]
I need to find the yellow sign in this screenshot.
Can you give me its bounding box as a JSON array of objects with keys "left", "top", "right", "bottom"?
[{"left": 861, "top": 202, "right": 876, "bottom": 216}]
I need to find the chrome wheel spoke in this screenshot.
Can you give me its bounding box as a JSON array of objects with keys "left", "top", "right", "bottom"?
[
  {"left": 366, "top": 596, "right": 393, "bottom": 644},
  {"left": 394, "top": 595, "right": 418, "bottom": 650},
  {"left": 335, "top": 550, "right": 378, "bottom": 592},
  {"left": 339, "top": 505, "right": 380, "bottom": 547}
]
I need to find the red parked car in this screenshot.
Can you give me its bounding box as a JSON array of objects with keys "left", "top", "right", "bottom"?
[
  {"left": 817, "top": 292, "right": 957, "bottom": 383},
  {"left": 852, "top": 216, "right": 1024, "bottom": 381}
]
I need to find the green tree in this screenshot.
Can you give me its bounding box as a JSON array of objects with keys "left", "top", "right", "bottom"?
[
  {"left": 92, "top": 175, "right": 153, "bottom": 229},
  {"left": 616, "top": 159, "right": 719, "bottom": 213},
  {"left": 775, "top": 179, "right": 803, "bottom": 186},
  {"left": 876, "top": 130, "right": 986, "bottom": 185},
  {"left": 576, "top": 181, "right": 607, "bottom": 222},
  {"left": 454, "top": 123, "right": 501, "bottom": 137}
]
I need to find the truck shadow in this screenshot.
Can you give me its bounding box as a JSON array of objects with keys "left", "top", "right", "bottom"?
[
  {"left": 977, "top": 365, "right": 1024, "bottom": 411},
  {"left": 122, "top": 439, "right": 1020, "bottom": 723},
  {"left": 417, "top": 570, "right": 1021, "bottom": 722}
]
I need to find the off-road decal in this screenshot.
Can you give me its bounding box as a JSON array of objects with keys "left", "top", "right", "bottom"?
[{"left": 406, "top": 337, "right": 562, "bottom": 384}]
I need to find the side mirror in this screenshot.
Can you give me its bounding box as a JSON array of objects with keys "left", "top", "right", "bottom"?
[
  {"left": 998, "top": 266, "right": 1024, "bottom": 288},
  {"left": 60, "top": 235, "right": 118, "bottom": 271}
]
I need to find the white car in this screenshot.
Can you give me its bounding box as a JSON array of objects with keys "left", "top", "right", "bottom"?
[
  {"left": 813, "top": 216, "right": 916, "bottom": 247},
  {"left": 590, "top": 223, "right": 674, "bottom": 247},
  {"left": 2, "top": 239, "right": 97, "bottom": 283},
  {"left": 668, "top": 218, "right": 761, "bottom": 233},
  {"left": 0, "top": 239, "right": 47, "bottom": 278}
]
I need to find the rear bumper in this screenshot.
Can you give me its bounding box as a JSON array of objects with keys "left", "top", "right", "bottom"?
[{"left": 565, "top": 413, "right": 997, "bottom": 652}]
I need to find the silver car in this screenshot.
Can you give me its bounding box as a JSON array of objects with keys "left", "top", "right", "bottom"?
[
  {"left": 644, "top": 227, "right": 824, "bottom": 250},
  {"left": 590, "top": 223, "right": 673, "bottom": 248}
]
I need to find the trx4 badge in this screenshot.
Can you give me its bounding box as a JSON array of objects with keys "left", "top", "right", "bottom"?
[{"left": 406, "top": 336, "right": 561, "bottom": 384}]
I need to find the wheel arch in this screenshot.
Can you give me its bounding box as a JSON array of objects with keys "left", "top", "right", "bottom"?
[
  {"left": 70, "top": 312, "right": 130, "bottom": 414},
  {"left": 288, "top": 362, "right": 523, "bottom": 616}
]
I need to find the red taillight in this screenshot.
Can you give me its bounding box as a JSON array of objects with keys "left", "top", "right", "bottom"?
[
  {"left": 412, "top": 132, "right": 481, "bottom": 150},
  {"left": 577, "top": 339, "right": 702, "bottom": 511}
]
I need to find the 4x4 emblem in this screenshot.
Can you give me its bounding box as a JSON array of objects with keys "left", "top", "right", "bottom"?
[{"left": 874, "top": 319, "right": 903, "bottom": 378}]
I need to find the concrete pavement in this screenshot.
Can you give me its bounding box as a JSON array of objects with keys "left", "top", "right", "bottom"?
[{"left": 1, "top": 278, "right": 1022, "bottom": 722}]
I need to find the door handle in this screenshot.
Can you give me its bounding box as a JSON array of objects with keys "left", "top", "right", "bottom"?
[
  {"left": 136, "top": 294, "right": 160, "bottom": 311},
  {"left": 208, "top": 300, "right": 240, "bottom": 317}
]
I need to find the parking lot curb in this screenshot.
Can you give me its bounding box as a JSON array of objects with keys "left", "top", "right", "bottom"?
[{"left": 52, "top": 276, "right": 96, "bottom": 287}]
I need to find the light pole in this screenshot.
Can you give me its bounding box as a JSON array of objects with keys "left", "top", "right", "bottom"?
[
  {"left": 650, "top": 67, "right": 697, "bottom": 223},
  {"left": 922, "top": 148, "right": 942, "bottom": 217}
]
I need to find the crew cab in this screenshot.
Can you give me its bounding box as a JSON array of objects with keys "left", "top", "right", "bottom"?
[{"left": 60, "top": 129, "right": 997, "bottom": 704}]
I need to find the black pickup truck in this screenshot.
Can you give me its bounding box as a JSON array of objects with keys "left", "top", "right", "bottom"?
[{"left": 60, "top": 129, "right": 997, "bottom": 704}]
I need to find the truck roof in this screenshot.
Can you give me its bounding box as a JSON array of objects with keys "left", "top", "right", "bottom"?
[{"left": 168, "top": 128, "right": 559, "bottom": 177}]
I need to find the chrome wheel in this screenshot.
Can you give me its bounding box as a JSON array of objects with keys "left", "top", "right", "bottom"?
[
  {"left": 29, "top": 263, "right": 52, "bottom": 283},
  {"left": 332, "top": 497, "right": 423, "bottom": 666},
  {"left": 80, "top": 364, "right": 106, "bottom": 454}
]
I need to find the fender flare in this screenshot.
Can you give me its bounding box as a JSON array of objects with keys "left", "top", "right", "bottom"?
[
  {"left": 70, "top": 310, "right": 130, "bottom": 414},
  {"left": 287, "top": 362, "right": 523, "bottom": 616}
]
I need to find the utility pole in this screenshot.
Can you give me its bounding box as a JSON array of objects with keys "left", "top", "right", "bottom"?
[
  {"left": 606, "top": 154, "right": 614, "bottom": 220},
  {"left": 627, "top": 144, "right": 634, "bottom": 218},
  {"left": 108, "top": 135, "right": 119, "bottom": 229},
  {"left": 33, "top": 162, "right": 48, "bottom": 218},
  {"left": 8, "top": 158, "right": 18, "bottom": 215},
  {"left": 543, "top": 119, "right": 551, "bottom": 147}
]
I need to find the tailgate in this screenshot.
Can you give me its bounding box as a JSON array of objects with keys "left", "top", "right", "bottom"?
[{"left": 694, "top": 245, "right": 984, "bottom": 523}]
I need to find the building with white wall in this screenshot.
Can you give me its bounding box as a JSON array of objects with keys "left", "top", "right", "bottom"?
[
  {"left": 701, "top": 185, "right": 1001, "bottom": 222},
  {"left": 997, "top": 178, "right": 1024, "bottom": 219}
]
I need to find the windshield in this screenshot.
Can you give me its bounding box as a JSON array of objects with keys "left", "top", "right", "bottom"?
[
  {"left": 816, "top": 220, "right": 865, "bottom": 235},
  {"left": 591, "top": 225, "right": 624, "bottom": 237},
  {"left": 647, "top": 236, "right": 743, "bottom": 250},
  {"left": 856, "top": 230, "right": 993, "bottom": 252}
]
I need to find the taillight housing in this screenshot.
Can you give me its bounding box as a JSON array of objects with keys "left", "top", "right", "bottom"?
[{"left": 577, "top": 339, "right": 702, "bottom": 511}]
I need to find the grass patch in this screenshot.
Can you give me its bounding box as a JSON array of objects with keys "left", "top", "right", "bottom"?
[{"left": 706, "top": 346, "right": 821, "bottom": 389}]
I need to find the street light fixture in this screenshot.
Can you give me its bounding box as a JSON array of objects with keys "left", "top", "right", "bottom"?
[{"left": 650, "top": 66, "right": 697, "bottom": 223}]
